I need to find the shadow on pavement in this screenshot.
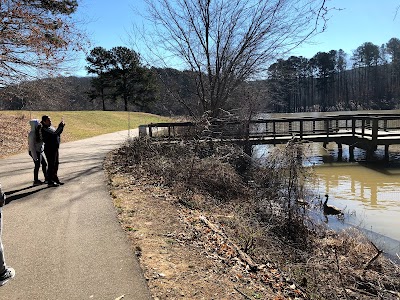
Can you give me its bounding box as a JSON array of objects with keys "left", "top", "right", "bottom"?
[{"left": 5, "top": 185, "right": 50, "bottom": 204}]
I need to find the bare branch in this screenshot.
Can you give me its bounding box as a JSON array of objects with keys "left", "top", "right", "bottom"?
[
  {"left": 394, "top": 4, "right": 400, "bottom": 20},
  {"left": 139, "top": 0, "right": 329, "bottom": 117},
  {"left": 363, "top": 241, "right": 383, "bottom": 271},
  {"left": 0, "top": 1, "right": 88, "bottom": 87}
]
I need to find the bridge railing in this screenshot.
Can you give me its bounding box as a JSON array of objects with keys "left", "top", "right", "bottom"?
[{"left": 140, "top": 114, "right": 400, "bottom": 143}]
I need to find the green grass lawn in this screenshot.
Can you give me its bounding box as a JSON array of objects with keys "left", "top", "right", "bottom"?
[{"left": 1, "top": 110, "right": 171, "bottom": 141}]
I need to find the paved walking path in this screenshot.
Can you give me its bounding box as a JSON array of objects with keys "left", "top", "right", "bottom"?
[{"left": 0, "top": 129, "right": 151, "bottom": 300}]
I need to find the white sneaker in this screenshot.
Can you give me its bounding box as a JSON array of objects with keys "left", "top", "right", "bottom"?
[{"left": 0, "top": 267, "right": 15, "bottom": 286}]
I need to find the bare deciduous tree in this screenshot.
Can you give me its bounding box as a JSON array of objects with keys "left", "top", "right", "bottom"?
[
  {"left": 141, "top": 0, "right": 329, "bottom": 117},
  {"left": 0, "top": 0, "right": 86, "bottom": 87}
]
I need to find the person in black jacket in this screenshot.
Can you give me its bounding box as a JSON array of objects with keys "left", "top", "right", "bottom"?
[{"left": 41, "top": 115, "right": 65, "bottom": 187}]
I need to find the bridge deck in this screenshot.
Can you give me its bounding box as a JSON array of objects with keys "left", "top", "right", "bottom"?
[{"left": 140, "top": 113, "right": 400, "bottom": 159}]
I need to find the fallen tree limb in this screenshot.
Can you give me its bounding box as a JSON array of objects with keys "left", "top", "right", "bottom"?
[
  {"left": 199, "top": 215, "right": 258, "bottom": 271},
  {"left": 363, "top": 241, "right": 383, "bottom": 271},
  {"left": 234, "top": 287, "right": 252, "bottom": 300}
]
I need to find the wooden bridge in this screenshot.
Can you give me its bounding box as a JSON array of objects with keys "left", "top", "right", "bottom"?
[{"left": 139, "top": 112, "right": 400, "bottom": 161}]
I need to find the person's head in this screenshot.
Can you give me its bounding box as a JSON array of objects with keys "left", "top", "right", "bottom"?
[{"left": 41, "top": 115, "right": 51, "bottom": 126}]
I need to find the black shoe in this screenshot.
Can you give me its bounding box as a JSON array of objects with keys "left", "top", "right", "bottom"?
[
  {"left": 48, "top": 181, "right": 59, "bottom": 187},
  {"left": 33, "top": 180, "right": 44, "bottom": 186},
  {"left": 55, "top": 181, "right": 64, "bottom": 185}
]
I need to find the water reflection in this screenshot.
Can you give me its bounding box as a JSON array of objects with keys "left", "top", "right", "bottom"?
[{"left": 253, "top": 142, "right": 400, "bottom": 259}]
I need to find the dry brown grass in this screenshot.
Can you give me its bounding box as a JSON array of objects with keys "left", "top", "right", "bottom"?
[
  {"left": 0, "top": 114, "right": 31, "bottom": 157},
  {"left": 105, "top": 136, "right": 400, "bottom": 300}
]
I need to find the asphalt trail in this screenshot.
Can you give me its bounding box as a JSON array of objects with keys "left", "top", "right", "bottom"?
[{"left": 0, "top": 129, "right": 151, "bottom": 300}]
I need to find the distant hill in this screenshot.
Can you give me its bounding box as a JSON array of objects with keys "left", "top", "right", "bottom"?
[
  {"left": 0, "top": 69, "right": 203, "bottom": 116},
  {"left": 0, "top": 76, "right": 95, "bottom": 111},
  {"left": 0, "top": 69, "right": 270, "bottom": 116}
]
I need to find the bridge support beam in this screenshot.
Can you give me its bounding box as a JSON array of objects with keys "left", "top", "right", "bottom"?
[
  {"left": 385, "top": 145, "right": 390, "bottom": 161},
  {"left": 337, "top": 143, "right": 343, "bottom": 161},
  {"left": 349, "top": 145, "right": 355, "bottom": 162},
  {"left": 366, "top": 146, "right": 377, "bottom": 161}
]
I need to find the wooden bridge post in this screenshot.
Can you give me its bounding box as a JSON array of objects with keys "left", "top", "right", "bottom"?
[
  {"left": 372, "top": 118, "right": 379, "bottom": 142},
  {"left": 273, "top": 120, "right": 276, "bottom": 145},
  {"left": 361, "top": 119, "right": 365, "bottom": 137},
  {"left": 349, "top": 145, "right": 355, "bottom": 161},
  {"left": 299, "top": 120, "right": 303, "bottom": 139},
  {"left": 139, "top": 125, "right": 147, "bottom": 137},
  {"left": 324, "top": 119, "right": 329, "bottom": 137},
  {"left": 337, "top": 143, "right": 343, "bottom": 161},
  {"left": 366, "top": 118, "right": 379, "bottom": 161},
  {"left": 385, "top": 145, "right": 390, "bottom": 161}
]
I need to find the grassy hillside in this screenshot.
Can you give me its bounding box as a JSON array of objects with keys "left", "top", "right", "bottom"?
[{"left": 0, "top": 110, "right": 171, "bottom": 157}]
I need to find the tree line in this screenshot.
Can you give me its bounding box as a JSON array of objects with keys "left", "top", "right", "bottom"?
[
  {"left": 267, "top": 37, "right": 400, "bottom": 112},
  {"left": 2, "top": 36, "right": 400, "bottom": 115}
]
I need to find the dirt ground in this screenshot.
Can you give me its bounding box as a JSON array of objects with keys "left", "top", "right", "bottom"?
[
  {"left": 103, "top": 139, "right": 400, "bottom": 300},
  {"left": 104, "top": 159, "right": 309, "bottom": 300}
]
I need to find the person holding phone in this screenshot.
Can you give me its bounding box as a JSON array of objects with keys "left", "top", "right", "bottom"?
[{"left": 41, "top": 115, "right": 65, "bottom": 187}]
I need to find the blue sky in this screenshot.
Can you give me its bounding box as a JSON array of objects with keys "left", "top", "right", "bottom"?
[
  {"left": 292, "top": 0, "right": 400, "bottom": 58},
  {"left": 73, "top": 0, "right": 400, "bottom": 76}
]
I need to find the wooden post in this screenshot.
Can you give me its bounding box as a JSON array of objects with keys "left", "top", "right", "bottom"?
[
  {"left": 300, "top": 120, "right": 303, "bottom": 139},
  {"left": 372, "top": 118, "right": 379, "bottom": 142},
  {"left": 325, "top": 119, "right": 329, "bottom": 137},
  {"left": 385, "top": 144, "right": 389, "bottom": 161},
  {"left": 149, "top": 125, "right": 153, "bottom": 137},
  {"left": 349, "top": 145, "right": 355, "bottom": 162},
  {"left": 264, "top": 121, "right": 268, "bottom": 138},
  {"left": 273, "top": 120, "right": 276, "bottom": 145},
  {"left": 366, "top": 148, "right": 374, "bottom": 161},
  {"left": 362, "top": 119, "right": 365, "bottom": 137},
  {"left": 138, "top": 125, "right": 147, "bottom": 137},
  {"left": 337, "top": 143, "right": 343, "bottom": 161}
]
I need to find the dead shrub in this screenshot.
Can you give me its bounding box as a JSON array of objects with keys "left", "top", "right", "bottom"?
[
  {"left": 110, "top": 136, "right": 400, "bottom": 300},
  {"left": 115, "top": 137, "right": 248, "bottom": 202}
]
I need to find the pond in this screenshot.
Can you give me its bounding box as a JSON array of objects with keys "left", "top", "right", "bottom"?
[{"left": 253, "top": 130, "right": 400, "bottom": 263}]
